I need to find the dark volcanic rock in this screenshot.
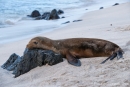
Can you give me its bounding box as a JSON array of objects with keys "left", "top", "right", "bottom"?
[
  {"left": 1, "top": 53, "right": 20, "bottom": 70},
  {"left": 35, "top": 12, "right": 51, "bottom": 20},
  {"left": 61, "top": 16, "right": 65, "bottom": 18},
  {"left": 29, "top": 9, "right": 62, "bottom": 20},
  {"left": 58, "top": 9, "right": 64, "bottom": 15},
  {"left": 50, "top": 9, "right": 60, "bottom": 20},
  {"left": 113, "top": 3, "right": 119, "bottom": 6},
  {"left": 1, "top": 49, "right": 63, "bottom": 78},
  {"left": 62, "top": 21, "right": 70, "bottom": 24},
  {"left": 42, "top": 12, "right": 51, "bottom": 20},
  {"left": 35, "top": 16, "right": 43, "bottom": 20},
  {"left": 73, "top": 20, "right": 82, "bottom": 22},
  {"left": 28, "top": 10, "right": 41, "bottom": 17},
  {"left": 100, "top": 7, "right": 104, "bottom": 9}
]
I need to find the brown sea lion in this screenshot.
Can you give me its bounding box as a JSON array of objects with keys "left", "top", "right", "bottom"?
[{"left": 26, "top": 36, "right": 124, "bottom": 66}]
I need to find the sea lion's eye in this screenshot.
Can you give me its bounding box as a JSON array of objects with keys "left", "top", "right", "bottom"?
[{"left": 34, "top": 41, "right": 38, "bottom": 44}]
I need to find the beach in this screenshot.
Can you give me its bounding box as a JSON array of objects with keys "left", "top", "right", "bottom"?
[{"left": 0, "top": 2, "right": 130, "bottom": 87}]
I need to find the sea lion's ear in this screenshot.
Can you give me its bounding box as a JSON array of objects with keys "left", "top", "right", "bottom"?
[{"left": 66, "top": 52, "right": 81, "bottom": 66}]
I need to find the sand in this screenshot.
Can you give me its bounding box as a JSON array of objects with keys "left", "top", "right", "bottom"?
[{"left": 0, "top": 2, "right": 130, "bottom": 87}]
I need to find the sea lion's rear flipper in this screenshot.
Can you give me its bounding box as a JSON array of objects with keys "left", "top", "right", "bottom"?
[
  {"left": 66, "top": 52, "right": 81, "bottom": 66},
  {"left": 116, "top": 50, "right": 124, "bottom": 60},
  {"left": 101, "top": 49, "right": 124, "bottom": 64},
  {"left": 101, "top": 53, "right": 117, "bottom": 64}
]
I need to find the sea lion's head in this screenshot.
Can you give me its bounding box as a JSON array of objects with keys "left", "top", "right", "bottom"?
[
  {"left": 26, "top": 37, "right": 43, "bottom": 50},
  {"left": 26, "top": 36, "right": 52, "bottom": 50}
]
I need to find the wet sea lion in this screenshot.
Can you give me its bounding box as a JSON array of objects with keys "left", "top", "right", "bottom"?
[{"left": 26, "top": 37, "right": 124, "bottom": 66}]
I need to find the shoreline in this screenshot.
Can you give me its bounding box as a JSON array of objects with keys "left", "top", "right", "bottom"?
[
  {"left": 0, "top": 1, "right": 130, "bottom": 45},
  {"left": 0, "top": 2, "right": 130, "bottom": 87},
  {"left": 0, "top": 6, "right": 87, "bottom": 45}
]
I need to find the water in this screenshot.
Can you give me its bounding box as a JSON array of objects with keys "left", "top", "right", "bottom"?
[
  {"left": 0, "top": 0, "right": 88, "bottom": 26},
  {"left": 0, "top": 0, "right": 129, "bottom": 44},
  {"left": 0, "top": 0, "right": 129, "bottom": 26}
]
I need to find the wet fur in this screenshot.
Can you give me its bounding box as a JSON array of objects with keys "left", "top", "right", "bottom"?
[{"left": 27, "top": 37, "right": 124, "bottom": 66}]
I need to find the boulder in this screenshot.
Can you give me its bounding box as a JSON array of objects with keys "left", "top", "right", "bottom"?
[
  {"left": 28, "top": 10, "right": 41, "bottom": 17},
  {"left": 42, "top": 12, "right": 51, "bottom": 20},
  {"left": 58, "top": 9, "right": 64, "bottom": 15},
  {"left": 35, "top": 12, "right": 51, "bottom": 20},
  {"left": 1, "top": 49, "right": 63, "bottom": 77},
  {"left": 1, "top": 53, "right": 20, "bottom": 70},
  {"left": 50, "top": 9, "right": 60, "bottom": 20}
]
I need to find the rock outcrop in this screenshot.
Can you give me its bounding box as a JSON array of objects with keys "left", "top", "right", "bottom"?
[
  {"left": 28, "top": 10, "right": 41, "bottom": 17},
  {"left": 1, "top": 49, "right": 63, "bottom": 77},
  {"left": 28, "top": 9, "right": 64, "bottom": 20}
]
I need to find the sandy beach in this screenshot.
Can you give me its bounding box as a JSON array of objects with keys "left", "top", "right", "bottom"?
[{"left": 0, "top": 2, "right": 130, "bottom": 87}]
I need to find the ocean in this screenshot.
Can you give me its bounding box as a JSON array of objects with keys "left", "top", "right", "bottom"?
[
  {"left": 0, "top": 0, "right": 129, "bottom": 44},
  {"left": 0, "top": 0, "right": 89, "bottom": 27}
]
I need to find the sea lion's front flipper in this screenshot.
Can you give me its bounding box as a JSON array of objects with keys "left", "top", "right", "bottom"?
[{"left": 66, "top": 52, "right": 81, "bottom": 66}]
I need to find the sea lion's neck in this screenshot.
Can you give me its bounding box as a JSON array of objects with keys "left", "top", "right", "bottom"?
[
  {"left": 50, "top": 40, "right": 61, "bottom": 53},
  {"left": 41, "top": 39, "right": 60, "bottom": 53}
]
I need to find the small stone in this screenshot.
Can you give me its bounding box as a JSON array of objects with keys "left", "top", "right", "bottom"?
[
  {"left": 73, "top": 20, "right": 82, "bottom": 22},
  {"left": 61, "top": 16, "right": 65, "bottom": 18},
  {"left": 100, "top": 7, "right": 104, "bottom": 9},
  {"left": 62, "top": 21, "right": 70, "bottom": 24},
  {"left": 113, "top": 3, "right": 119, "bottom": 6}
]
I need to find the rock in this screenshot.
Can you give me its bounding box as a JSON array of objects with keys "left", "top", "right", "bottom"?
[
  {"left": 35, "top": 9, "right": 60, "bottom": 20},
  {"left": 58, "top": 9, "right": 64, "bottom": 15},
  {"left": 35, "top": 12, "right": 51, "bottom": 20},
  {"left": 1, "top": 53, "right": 20, "bottom": 70},
  {"left": 50, "top": 9, "right": 60, "bottom": 20},
  {"left": 28, "top": 10, "right": 41, "bottom": 17},
  {"left": 35, "top": 16, "right": 44, "bottom": 20},
  {"left": 100, "top": 7, "right": 104, "bottom": 9},
  {"left": 61, "top": 16, "right": 65, "bottom": 18},
  {"left": 42, "top": 12, "right": 51, "bottom": 20},
  {"left": 73, "top": 20, "right": 82, "bottom": 22},
  {"left": 62, "top": 21, "right": 70, "bottom": 24},
  {"left": 1, "top": 49, "right": 63, "bottom": 77},
  {"left": 113, "top": 3, "right": 119, "bottom": 6},
  {"left": 29, "top": 9, "right": 62, "bottom": 20}
]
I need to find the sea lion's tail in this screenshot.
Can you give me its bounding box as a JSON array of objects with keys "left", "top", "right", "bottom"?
[{"left": 101, "top": 48, "right": 124, "bottom": 64}]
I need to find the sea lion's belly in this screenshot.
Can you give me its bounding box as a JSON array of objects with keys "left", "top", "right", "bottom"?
[{"left": 69, "top": 48, "right": 109, "bottom": 58}]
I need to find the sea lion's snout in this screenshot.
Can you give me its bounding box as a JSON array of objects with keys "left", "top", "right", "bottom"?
[
  {"left": 26, "top": 44, "right": 35, "bottom": 50},
  {"left": 26, "top": 38, "right": 40, "bottom": 50}
]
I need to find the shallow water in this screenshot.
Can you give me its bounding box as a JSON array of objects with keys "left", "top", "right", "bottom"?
[
  {"left": 0, "top": 0, "right": 129, "bottom": 44},
  {"left": 0, "top": 0, "right": 88, "bottom": 26}
]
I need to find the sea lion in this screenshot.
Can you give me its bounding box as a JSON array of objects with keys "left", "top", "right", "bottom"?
[{"left": 26, "top": 36, "right": 124, "bottom": 66}]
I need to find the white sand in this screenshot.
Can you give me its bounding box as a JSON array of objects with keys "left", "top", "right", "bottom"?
[{"left": 0, "top": 2, "right": 130, "bottom": 87}]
